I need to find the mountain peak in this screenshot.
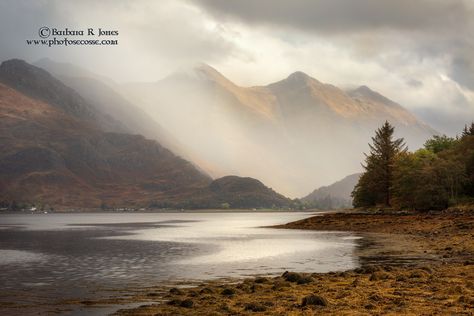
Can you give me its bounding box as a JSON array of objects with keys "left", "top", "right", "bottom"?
[
  {"left": 195, "top": 63, "right": 225, "bottom": 79},
  {"left": 195, "top": 62, "right": 218, "bottom": 73},
  {"left": 287, "top": 71, "right": 311, "bottom": 81},
  {"left": 1, "top": 58, "right": 29, "bottom": 67},
  {"left": 0, "top": 58, "right": 44, "bottom": 79},
  {"left": 0, "top": 59, "right": 128, "bottom": 132},
  {"left": 354, "top": 85, "right": 372, "bottom": 93},
  {"left": 280, "top": 71, "right": 323, "bottom": 87},
  {"left": 348, "top": 85, "right": 398, "bottom": 107},
  {"left": 267, "top": 70, "right": 323, "bottom": 93},
  {"left": 191, "top": 63, "right": 237, "bottom": 88},
  {"left": 0, "top": 59, "right": 93, "bottom": 117}
]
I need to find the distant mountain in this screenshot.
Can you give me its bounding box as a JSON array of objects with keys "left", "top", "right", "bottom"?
[
  {"left": 208, "top": 175, "right": 293, "bottom": 209},
  {"left": 124, "top": 64, "right": 291, "bottom": 181},
  {"left": 149, "top": 175, "right": 293, "bottom": 209},
  {"left": 123, "top": 64, "right": 436, "bottom": 197},
  {"left": 302, "top": 173, "right": 361, "bottom": 209}
]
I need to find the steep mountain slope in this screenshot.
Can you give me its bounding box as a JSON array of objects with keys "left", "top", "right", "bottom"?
[
  {"left": 346, "top": 85, "right": 435, "bottom": 133},
  {"left": 302, "top": 173, "right": 361, "bottom": 209},
  {"left": 0, "top": 81, "right": 211, "bottom": 208},
  {"left": 33, "top": 59, "right": 185, "bottom": 156},
  {"left": 0, "top": 59, "right": 126, "bottom": 133},
  {"left": 123, "top": 64, "right": 435, "bottom": 197}
]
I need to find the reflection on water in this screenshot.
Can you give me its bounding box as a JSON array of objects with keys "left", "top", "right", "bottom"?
[
  {"left": 0, "top": 212, "right": 358, "bottom": 313},
  {"left": 0, "top": 249, "right": 46, "bottom": 265}
]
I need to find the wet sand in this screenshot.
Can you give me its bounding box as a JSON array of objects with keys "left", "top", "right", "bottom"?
[{"left": 113, "top": 209, "right": 474, "bottom": 315}]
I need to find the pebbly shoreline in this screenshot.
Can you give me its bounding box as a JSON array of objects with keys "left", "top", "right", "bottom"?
[{"left": 110, "top": 209, "right": 474, "bottom": 315}]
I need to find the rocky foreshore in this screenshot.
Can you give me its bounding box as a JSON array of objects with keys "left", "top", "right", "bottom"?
[{"left": 113, "top": 208, "right": 474, "bottom": 315}]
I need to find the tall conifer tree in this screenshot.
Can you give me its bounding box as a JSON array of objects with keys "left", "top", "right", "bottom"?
[{"left": 352, "top": 121, "right": 406, "bottom": 207}]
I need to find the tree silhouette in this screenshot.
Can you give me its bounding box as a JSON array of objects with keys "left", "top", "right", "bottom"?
[{"left": 352, "top": 121, "right": 406, "bottom": 207}]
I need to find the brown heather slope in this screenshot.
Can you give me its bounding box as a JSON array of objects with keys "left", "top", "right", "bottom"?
[
  {"left": 33, "top": 58, "right": 188, "bottom": 158},
  {"left": 0, "top": 81, "right": 211, "bottom": 208},
  {"left": 0, "top": 59, "right": 127, "bottom": 133}
]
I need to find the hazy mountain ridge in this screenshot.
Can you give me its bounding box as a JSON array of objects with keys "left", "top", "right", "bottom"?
[
  {"left": 33, "top": 58, "right": 189, "bottom": 158},
  {"left": 302, "top": 173, "right": 361, "bottom": 209},
  {"left": 0, "top": 59, "right": 127, "bottom": 134},
  {"left": 0, "top": 81, "right": 212, "bottom": 207},
  {"left": 123, "top": 64, "right": 436, "bottom": 197}
]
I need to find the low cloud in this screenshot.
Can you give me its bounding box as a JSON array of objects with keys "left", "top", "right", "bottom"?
[
  {"left": 0, "top": 0, "right": 472, "bottom": 135},
  {"left": 0, "top": 0, "right": 238, "bottom": 82},
  {"left": 188, "top": 0, "right": 474, "bottom": 134},
  {"left": 188, "top": 0, "right": 470, "bottom": 35},
  {"left": 450, "top": 57, "right": 474, "bottom": 91}
]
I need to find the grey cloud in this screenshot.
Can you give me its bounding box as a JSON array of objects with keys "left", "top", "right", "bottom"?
[
  {"left": 414, "top": 107, "right": 472, "bottom": 136},
  {"left": 412, "top": 83, "right": 474, "bottom": 136},
  {"left": 0, "top": 1, "right": 69, "bottom": 61},
  {"left": 0, "top": 0, "right": 238, "bottom": 82},
  {"left": 188, "top": 0, "right": 470, "bottom": 34},
  {"left": 406, "top": 79, "right": 423, "bottom": 88},
  {"left": 0, "top": 0, "right": 472, "bottom": 136},
  {"left": 190, "top": 0, "right": 474, "bottom": 94},
  {"left": 450, "top": 57, "right": 474, "bottom": 90}
]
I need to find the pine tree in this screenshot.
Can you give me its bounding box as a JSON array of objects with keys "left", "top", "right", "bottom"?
[
  {"left": 462, "top": 122, "right": 474, "bottom": 137},
  {"left": 352, "top": 121, "right": 407, "bottom": 207}
]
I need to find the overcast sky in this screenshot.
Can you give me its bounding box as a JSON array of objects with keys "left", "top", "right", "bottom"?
[{"left": 0, "top": 0, "right": 473, "bottom": 135}]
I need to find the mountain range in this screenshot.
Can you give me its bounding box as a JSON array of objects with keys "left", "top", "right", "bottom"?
[
  {"left": 0, "top": 58, "right": 436, "bottom": 208},
  {"left": 0, "top": 59, "right": 291, "bottom": 209},
  {"left": 122, "top": 64, "right": 435, "bottom": 197},
  {"left": 302, "top": 173, "right": 361, "bottom": 209}
]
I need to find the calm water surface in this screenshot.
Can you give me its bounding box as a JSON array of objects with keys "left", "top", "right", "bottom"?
[{"left": 0, "top": 211, "right": 359, "bottom": 314}]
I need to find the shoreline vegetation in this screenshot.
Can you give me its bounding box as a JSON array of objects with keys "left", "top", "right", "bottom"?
[
  {"left": 0, "top": 208, "right": 318, "bottom": 214},
  {"left": 110, "top": 208, "right": 474, "bottom": 315},
  {"left": 352, "top": 122, "right": 474, "bottom": 212}
]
